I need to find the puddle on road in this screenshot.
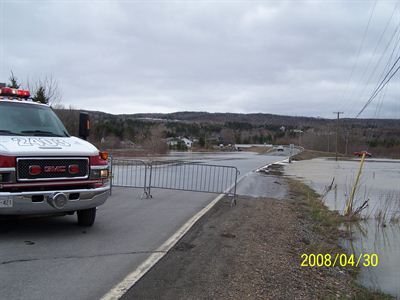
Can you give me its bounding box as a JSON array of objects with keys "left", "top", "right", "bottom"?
[
  {"left": 285, "top": 158, "right": 400, "bottom": 298},
  {"left": 236, "top": 172, "right": 287, "bottom": 199}
]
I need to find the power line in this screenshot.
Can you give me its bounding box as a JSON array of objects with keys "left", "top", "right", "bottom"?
[
  {"left": 367, "top": 23, "right": 400, "bottom": 102},
  {"left": 337, "top": 1, "right": 378, "bottom": 112},
  {"left": 356, "top": 54, "right": 400, "bottom": 117},
  {"left": 362, "top": 22, "right": 400, "bottom": 101},
  {"left": 355, "top": 16, "right": 400, "bottom": 118},
  {"left": 369, "top": 55, "right": 400, "bottom": 99},
  {"left": 349, "top": 2, "right": 400, "bottom": 112},
  {"left": 352, "top": 2, "right": 400, "bottom": 118},
  {"left": 346, "top": 1, "right": 399, "bottom": 110}
]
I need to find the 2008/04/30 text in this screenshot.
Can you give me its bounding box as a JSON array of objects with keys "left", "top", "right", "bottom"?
[{"left": 300, "top": 253, "right": 379, "bottom": 267}]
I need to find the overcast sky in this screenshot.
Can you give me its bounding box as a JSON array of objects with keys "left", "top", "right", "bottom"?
[{"left": 1, "top": 0, "right": 400, "bottom": 118}]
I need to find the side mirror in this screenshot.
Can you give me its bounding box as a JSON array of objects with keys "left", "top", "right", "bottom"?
[{"left": 79, "top": 112, "right": 90, "bottom": 140}]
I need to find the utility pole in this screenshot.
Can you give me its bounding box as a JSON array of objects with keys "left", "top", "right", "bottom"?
[
  {"left": 333, "top": 112, "right": 344, "bottom": 161},
  {"left": 298, "top": 131, "right": 301, "bottom": 146},
  {"left": 327, "top": 125, "right": 330, "bottom": 152}
]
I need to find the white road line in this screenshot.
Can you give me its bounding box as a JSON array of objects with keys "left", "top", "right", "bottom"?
[
  {"left": 100, "top": 176, "right": 245, "bottom": 300},
  {"left": 101, "top": 154, "right": 290, "bottom": 300}
]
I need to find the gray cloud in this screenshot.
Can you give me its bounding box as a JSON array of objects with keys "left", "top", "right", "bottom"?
[{"left": 1, "top": 0, "right": 399, "bottom": 118}]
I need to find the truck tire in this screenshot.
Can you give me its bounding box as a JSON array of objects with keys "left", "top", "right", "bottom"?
[{"left": 77, "top": 208, "right": 96, "bottom": 227}]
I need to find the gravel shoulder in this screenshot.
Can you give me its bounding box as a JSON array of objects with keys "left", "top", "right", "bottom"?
[{"left": 121, "top": 173, "right": 389, "bottom": 299}]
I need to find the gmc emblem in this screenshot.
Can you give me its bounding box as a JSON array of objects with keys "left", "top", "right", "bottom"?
[
  {"left": 29, "top": 165, "right": 42, "bottom": 176},
  {"left": 68, "top": 164, "right": 80, "bottom": 175},
  {"left": 44, "top": 166, "right": 67, "bottom": 173}
]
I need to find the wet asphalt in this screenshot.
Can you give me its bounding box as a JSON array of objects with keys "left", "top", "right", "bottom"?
[{"left": 0, "top": 149, "right": 292, "bottom": 300}]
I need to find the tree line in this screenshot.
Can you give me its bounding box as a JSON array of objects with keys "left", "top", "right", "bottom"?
[{"left": 6, "top": 72, "right": 400, "bottom": 157}]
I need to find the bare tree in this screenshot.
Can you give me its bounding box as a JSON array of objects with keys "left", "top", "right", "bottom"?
[
  {"left": 142, "top": 126, "right": 168, "bottom": 154},
  {"left": 54, "top": 105, "right": 80, "bottom": 136},
  {"left": 7, "top": 71, "right": 21, "bottom": 89},
  {"left": 28, "top": 75, "right": 62, "bottom": 106},
  {"left": 220, "top": 128, "right": 235, "bottom": 144}
]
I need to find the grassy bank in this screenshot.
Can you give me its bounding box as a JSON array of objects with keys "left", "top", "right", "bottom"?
[
  {"left": 285, "top": 176, "right": 392, "bottom": 299},
  {"left": 292, "top": 149, "right": 348, "bottom": 161}
]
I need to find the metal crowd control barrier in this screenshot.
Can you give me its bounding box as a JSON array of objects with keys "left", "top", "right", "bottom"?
[
  {"left": 110, "top": 158, "right": 239, "bottom": 203},
  {"left": 149, "top": 161, "right": 238, "bottom": 198},
  {"left": 110, "top": 158, "right": 152, "bottom": 199}
]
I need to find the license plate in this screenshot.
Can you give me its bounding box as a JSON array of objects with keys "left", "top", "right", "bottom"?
[{"left": 0, "top": 197, "right": 13, "bottom": 208}]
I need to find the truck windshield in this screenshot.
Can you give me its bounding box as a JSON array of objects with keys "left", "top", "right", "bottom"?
[{"left": 0, "top": 101, "right": 69, "bottom": 137}]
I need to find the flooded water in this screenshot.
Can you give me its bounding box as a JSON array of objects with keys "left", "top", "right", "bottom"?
[
  {"left": 148, "top": 150, "right": 292, "bottom": 176},
  {"left": 160, "top": 151, "right": 290, "bottom": 199},
  {"left": 285, "top": 158, "right": 400, "bottom": 219},
  {"left": 115, "top": 151, "right": 291, "bottom": 199},
  {"left": 285, "top": 158, "right": 400, "bottom": 298},
  {"left": 343, "top": 220, "right": 400, "bottom": 297}
]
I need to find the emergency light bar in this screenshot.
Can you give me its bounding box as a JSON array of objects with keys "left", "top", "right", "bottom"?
[{"left": 0, "top": 87, "right": 30, "bottom": 98}]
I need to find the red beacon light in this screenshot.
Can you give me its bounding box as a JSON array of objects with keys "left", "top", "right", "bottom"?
[
  {"left": 17, "top": 89, "right": 30, "bottom": 98},
  {"left": 0, "top": 87, "right": 30, "bottom": 99}
]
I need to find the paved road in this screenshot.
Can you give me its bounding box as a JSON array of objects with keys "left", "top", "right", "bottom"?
[{"left": 0, "top": 150, "right": 291, "bottom": 300}]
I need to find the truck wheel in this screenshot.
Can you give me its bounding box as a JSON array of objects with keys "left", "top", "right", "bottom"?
[{"left": 77, "top": 208, "right": 96, "bottom": 227}]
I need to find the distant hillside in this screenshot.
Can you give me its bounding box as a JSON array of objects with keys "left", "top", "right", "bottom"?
[
  {"left": 122, "top": 111, "right": 326, "bottom": 126},
  {"left": 121, "top": 111, "right": 399, "bottom": 127},
  {"left": 55, "top": 109, "right": 400, "bottom": 158}
]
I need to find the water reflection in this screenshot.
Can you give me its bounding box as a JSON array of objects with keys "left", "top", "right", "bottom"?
[
  {"left": 285, "top": 158, "right": 400, "bottom": 298},
  {"left": 342, "top": 221, "right": 400, "bottom": 297}
]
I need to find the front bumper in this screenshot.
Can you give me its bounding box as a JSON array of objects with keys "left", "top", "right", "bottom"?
[{"left": 0, "top": 185, "right": 110, "bottom": 215}]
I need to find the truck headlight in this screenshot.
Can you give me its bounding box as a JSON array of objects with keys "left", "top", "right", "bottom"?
[
  {"left": 100, "top": 169, "right": 108, "bottom": 178},
  {"left": 90, "top": 168, "right": 109, "bottom": 179}
]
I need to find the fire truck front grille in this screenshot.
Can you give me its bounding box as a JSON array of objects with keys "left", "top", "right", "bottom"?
[{"left": 17, "top": 157, "right": 89, "bottom": 181}]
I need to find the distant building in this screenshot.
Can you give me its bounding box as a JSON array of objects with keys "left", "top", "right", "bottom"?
[
  {"left": 165, "top": 137, "right": 179, "bottom": 147},
  {"left": 292, "top": 129, "right": 303, "bottom": 133},
  {"left": 180, "top": 137, "right": 193, "bottom": 148},
  {"left": 165, "top": 137, "right": 193, "bottom": 148}
]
